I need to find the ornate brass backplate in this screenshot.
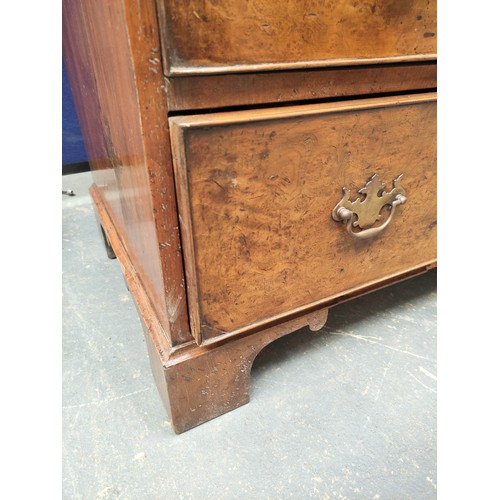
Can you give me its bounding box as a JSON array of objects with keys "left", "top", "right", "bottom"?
[{"left": 332, "top": 174, "right": 407, "bottom": 239}]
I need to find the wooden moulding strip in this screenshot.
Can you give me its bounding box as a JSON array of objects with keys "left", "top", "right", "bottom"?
[
  {"left": 89, "top": 184, "right": 173, "bottom": 363},
  {"left": 169, "top": 92, "right": 437, "bottom": 129},
  {"left": 167, "top": 54, "right": 438, "bottom": 77},
  {"left": 167, "top": 125, "right": 202, "bottom": 345},
  {"left": 165, "top": 62, "right": 437, "bottom": 112}
]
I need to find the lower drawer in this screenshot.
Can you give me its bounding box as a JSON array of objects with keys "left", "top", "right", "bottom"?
[{"left": 170, "top": 93, "right": 437, "bottom": 343}]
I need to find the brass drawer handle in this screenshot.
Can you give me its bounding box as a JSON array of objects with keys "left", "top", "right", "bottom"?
[{"left": 332, "top": 174, "right": 407, "bottom": 240}]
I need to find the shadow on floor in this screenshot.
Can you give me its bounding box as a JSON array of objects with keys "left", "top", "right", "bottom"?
[{"left": 251, "top": 269, "right": 437, "bottom": 382}]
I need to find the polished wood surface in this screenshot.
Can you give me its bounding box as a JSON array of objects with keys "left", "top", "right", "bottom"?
[
  {"left": 170, "top": 94, "right": 437, "bottom": 342},
  {"left": 157, "top": 0, "right": 437, "bottom": 75},
  {"left": 63, "top": 0, "right": 191, "bottom": 345},
  {"left": 166, "top": 62, "right": 437, "bottom": 111}
]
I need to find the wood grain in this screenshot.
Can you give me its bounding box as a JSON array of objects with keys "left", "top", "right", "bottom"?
[
  {"left": 63, "top": 0, "right": 191, "bottom": 345},
  {"left": 170, "top": 94, "right": 437, "bottom": 342},
  {"left": 163, "top": 308, "right": 330, "bottom": 434},
  {"left": 166, "top": 62, "right": 437, "bottom": 111},
  {"left": 157, "top": 0, "right": 437, "bottom": 75}
]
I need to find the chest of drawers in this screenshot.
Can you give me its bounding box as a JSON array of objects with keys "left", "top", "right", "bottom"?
[{"left": 63, "top": 0, "right": 436, "bottom": 434}]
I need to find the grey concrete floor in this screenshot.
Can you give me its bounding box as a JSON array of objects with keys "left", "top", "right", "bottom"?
[{"left": 63, "top": 172, "right": 437, "bottom": 499}]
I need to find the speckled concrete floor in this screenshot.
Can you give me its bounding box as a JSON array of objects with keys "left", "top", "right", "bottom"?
[{"left": 62, "top": 172, "right": 437, "bottom": 499}]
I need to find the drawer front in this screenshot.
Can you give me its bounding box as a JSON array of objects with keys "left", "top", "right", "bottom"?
[
  {"left": 157, "top": 0, "right": 436, "bottom": 75},
  {"left": 170, "top": 94, "right": 437, "bottom": 343}
]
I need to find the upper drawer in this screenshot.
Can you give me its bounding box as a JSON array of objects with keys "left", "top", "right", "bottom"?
[
  {"left": 169, "top": 94, "right": 437, "bottom": 344},
  {"left": 157, "top": 0, "right": 437, "bottom": 76}
]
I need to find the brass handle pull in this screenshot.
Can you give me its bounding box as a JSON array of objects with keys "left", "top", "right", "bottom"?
[{"left": 332, "top": 174, "right": 407, "bottom": 240}]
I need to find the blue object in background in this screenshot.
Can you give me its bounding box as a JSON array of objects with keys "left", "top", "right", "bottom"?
[{"left": 62, "top": 60, "right": 88, "bottom": 165}]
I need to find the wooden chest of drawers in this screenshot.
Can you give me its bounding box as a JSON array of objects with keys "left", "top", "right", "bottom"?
[{"left": 63, "top": 0, "right": 437, "bottom": 434}]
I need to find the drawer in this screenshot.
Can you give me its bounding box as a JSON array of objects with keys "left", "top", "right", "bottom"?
[
  {"left": 169, "top": 93, "right": 437, "bottom": 343},
  {"left": 157, "top": 0, "right": 436, "bottom": 76}
]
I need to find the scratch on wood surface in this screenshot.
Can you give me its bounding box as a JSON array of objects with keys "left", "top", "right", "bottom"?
[
  {"left": 210, "top": 179, "right": 227, "bottom": 192},
  {"left": 167, "top": 292, "right": 184, "bottom": 320},
  {"left": 63, "top": 387, "right": 152, "bottom": 409},
  {"left": 327, "top": 330, "right": 430, "bottom": 360}
]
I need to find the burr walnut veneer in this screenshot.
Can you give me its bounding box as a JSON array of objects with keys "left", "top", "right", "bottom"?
[{"left": 63, "top": 0, "right": 437, "bottom": 433}]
